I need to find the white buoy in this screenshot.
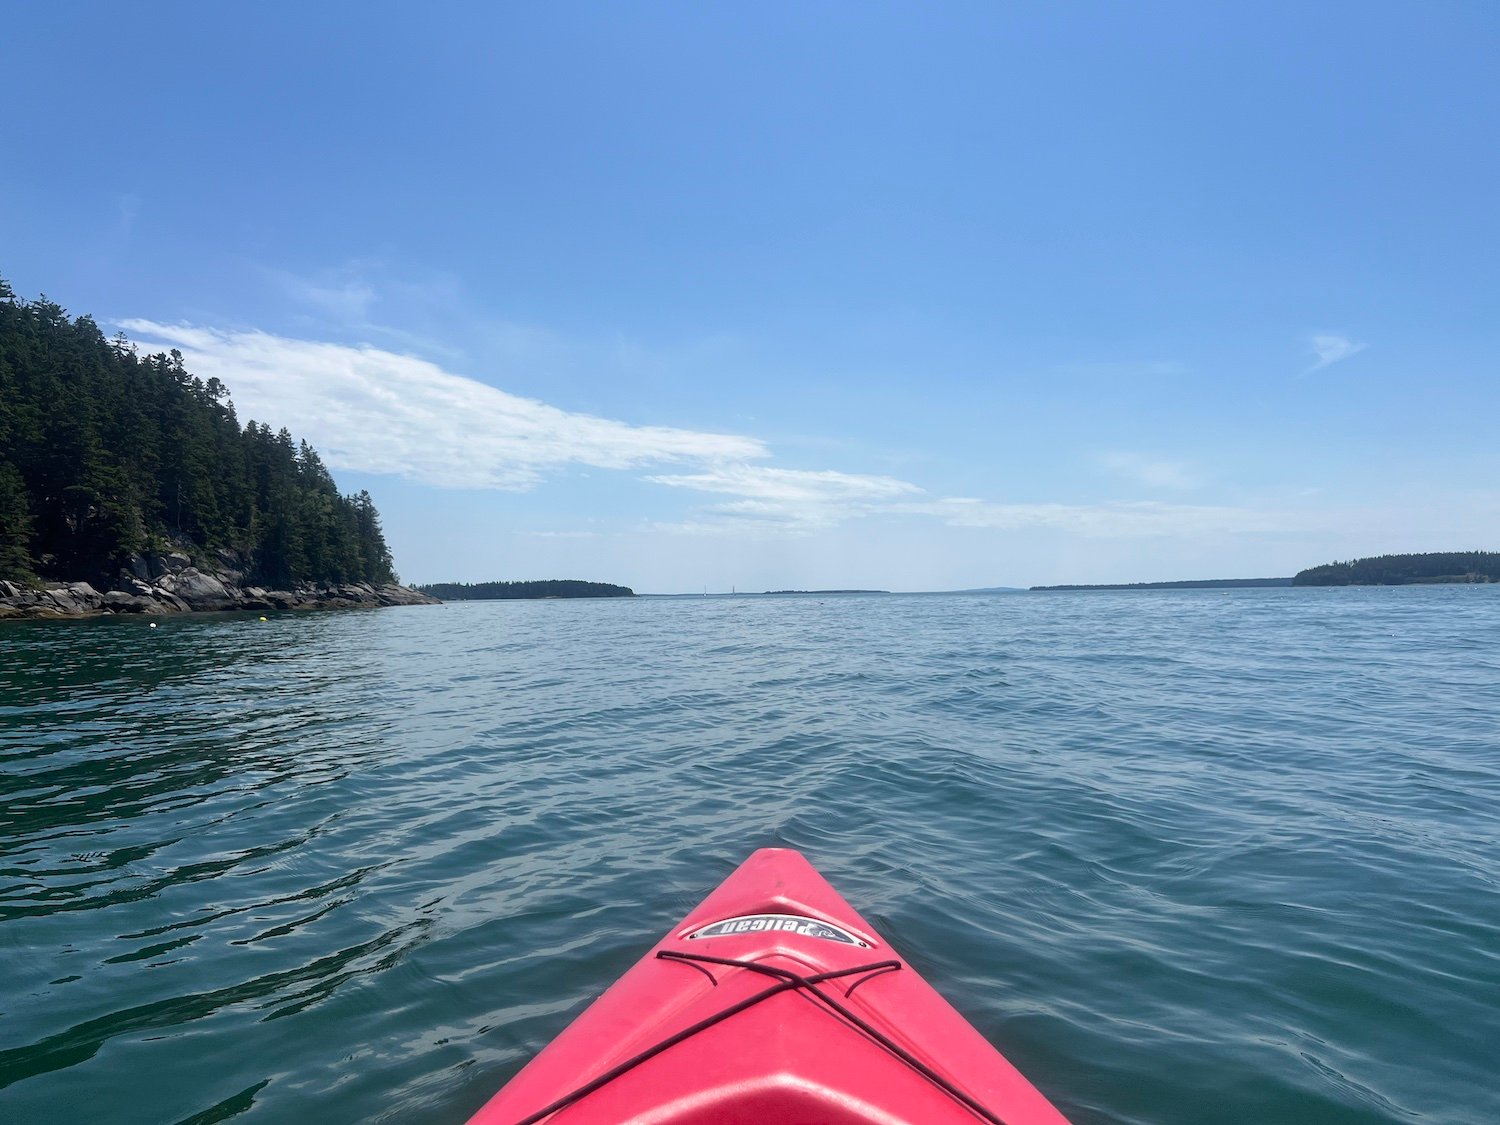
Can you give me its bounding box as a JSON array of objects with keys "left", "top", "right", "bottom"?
[{"left": 149, "top": 622, "right": 158, "bottom": 628}]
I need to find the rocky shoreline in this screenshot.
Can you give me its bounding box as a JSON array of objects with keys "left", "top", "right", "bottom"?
[{"left": 0, "top": 548, "right": 439, "bottom": 620}]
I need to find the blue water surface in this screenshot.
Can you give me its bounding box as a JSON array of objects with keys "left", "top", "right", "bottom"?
[{"left": 1, "top": 588, "right": 1497, "bottom": 1123}]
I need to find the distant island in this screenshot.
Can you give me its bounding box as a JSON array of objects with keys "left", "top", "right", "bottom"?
[
  {"left": 0, "top": 275, "right": 434, "bottom": 619},
  {"left": 1030, "top": 552, "right": 1500, "bottom": 591},
  {"left": 1293, "top": 551, "right": 1500, "bottom": 585},
  {"left": 1033, "top": 578, "right": 1293, "bottom": 591},
  {"left": 416, "top": 580, "right": 636, "bottom": 600}
]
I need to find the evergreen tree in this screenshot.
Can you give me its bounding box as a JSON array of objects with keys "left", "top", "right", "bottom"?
[
  {"left": 0, "top": 459, "right": 33, "bottom": 579},
  {"left": 0, "top": 276, "right": 402, "bottom": 588},
  {"left": 352, "top": 490, "right": 395, "bottom": 584}
]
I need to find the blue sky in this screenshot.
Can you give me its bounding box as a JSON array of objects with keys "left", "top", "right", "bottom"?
[{"left": 4, "top": 2, "right": 1497, "bottom": 590}]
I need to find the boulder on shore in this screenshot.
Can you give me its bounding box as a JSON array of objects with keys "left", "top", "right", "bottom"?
[
  {"left": 170, "top": 568, "right": 237, "bottom": 610},
  {"left": 1, "top": 557, "right": 438, "bottom": 620},
  {"left": 102, "top": 591, "right": 153, "bottom": 613},
  {"left": 45, "top": 583, "right": 104, "bottom": 614},
  {"left": 377, "top": 584, "right": 440, "bottom": 606}
]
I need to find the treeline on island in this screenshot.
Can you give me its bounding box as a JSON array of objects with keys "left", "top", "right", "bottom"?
[
  {"left": 1293, "top": 552, "right": 1500, "bottom": 585},
  {"left": 416, "top": 580, "right": 636, "bottom": 600},
  {"left": 0, "top": 276, "right": 396, "bottom": 591},
  {"left": 1030, "top": 552, "right": 1500, "bottom": 592},
  {"left": 1033, "top": 578, "right": 1293, "bottom": 591}
]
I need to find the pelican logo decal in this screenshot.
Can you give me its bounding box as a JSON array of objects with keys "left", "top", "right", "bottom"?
[{"left": 687, "top": 914, "right": 869, "bottom": 947}]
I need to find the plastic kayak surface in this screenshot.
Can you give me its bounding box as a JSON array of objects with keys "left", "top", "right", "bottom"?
[{"left": 466, "top": 848, "right": 1071, "bottom": 1124}]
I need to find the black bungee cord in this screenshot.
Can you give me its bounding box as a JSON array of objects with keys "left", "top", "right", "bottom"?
[{"left": 509, "top": 949, "right": 1009, "bottom": 1125}]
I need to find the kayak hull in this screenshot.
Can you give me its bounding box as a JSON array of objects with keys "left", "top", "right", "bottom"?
[{"left": 467, "top": 848, "right": 1070, "bottom": 1124}]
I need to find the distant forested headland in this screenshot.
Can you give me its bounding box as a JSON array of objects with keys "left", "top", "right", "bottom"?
[
  {"left": 417, "top": 580, "right": 636, "bottom": 600},
  {"left": 1033, "top": 578, "right": 1293, "bottom": 591},
  {"left": 0, "top": 276, "right": 430, "bottom": 617},
  {"left": 1031, "top": 552, "right": 1500, "bottom": 592},
  {"left": 1293, "top": 552, "right": 1500, "bottom": 585}
]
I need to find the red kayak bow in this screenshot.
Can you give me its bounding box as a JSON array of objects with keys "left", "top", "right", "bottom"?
[{"left": 467, "top": 848, "right": 1071, "bottom": 1124}]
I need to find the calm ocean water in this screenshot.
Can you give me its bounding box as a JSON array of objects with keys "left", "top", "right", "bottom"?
[{"left": 1, "top": 589, "right": 1497, "bottom": 1124}]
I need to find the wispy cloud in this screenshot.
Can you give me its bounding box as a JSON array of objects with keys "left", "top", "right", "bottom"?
[
  {"left": 274, "top": 272, "right": 377, "bottom": 323},
  {"left": 649, "top": 464, "right": 924, "bottom": 531},
  {"left": 649, "top": 465, "right": 920, "bottom": 503},
  {"left": 118, "top": 321, "right": 767, "bottom": 489},
  {"left": 262, "top": 262, "right": 469, "bottom": 359},
  {"left": 653, "top": 487, "right": 1310, "bottom": 539},
  {"left": 646, "top": 464, "right": 1295, "bottom": 540},
  {"left": 911, "top": 498, "right": 1303, "bottom": 537},
  {"left": 111, "top": 318, "right": 1330, "bottom": 547},
  {"left": 1097, "top": 451, "right": 1199, "bottom": 490},
  {"left": 1306, "top": 333, "right": 1367, "bottom": 373}
]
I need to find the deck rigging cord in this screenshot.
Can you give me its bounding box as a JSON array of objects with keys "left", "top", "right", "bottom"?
[{"left": 509, "top": 948, "right": 1008, "bottom": 1125}]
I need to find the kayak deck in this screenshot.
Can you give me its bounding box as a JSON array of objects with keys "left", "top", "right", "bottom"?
[{"left": 467, "top": 848, "right": 1070, "bottom": 1124}]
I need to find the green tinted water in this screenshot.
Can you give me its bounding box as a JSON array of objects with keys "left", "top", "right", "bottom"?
[{"left": 2, "top": 590, "right": 1497, "bottom": 1122}]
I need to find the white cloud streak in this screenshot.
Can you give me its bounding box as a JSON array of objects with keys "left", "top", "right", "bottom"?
[
  {"left": 118, "top": 321, "right": 767, "bottom": 489},
  {"left": 648, "top": 465, "right": 925, "bottom": 531},
  {"left": 650, "top": 465, "right": 920, "bottom": 502},
  {"left": 1307, "top": 333, "right": 1367, "bottom": 372},
  {"left": 909, "top": 498, "right": 1305, "bottom": 537},
  {"left": 647, "top": 466, "right": 1296, "bottom": 539},
  {"left": 114, "top": 319, "right": 1322, "bottom": 547}
]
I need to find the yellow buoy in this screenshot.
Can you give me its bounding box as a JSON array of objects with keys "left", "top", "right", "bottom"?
[{"left": 259, "top": 616, "right": 268, "bottom": 621}]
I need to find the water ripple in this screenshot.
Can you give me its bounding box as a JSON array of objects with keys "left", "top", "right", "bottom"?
[{"left": 1, "top": 590, "right": 1498, "bottom": 1122}]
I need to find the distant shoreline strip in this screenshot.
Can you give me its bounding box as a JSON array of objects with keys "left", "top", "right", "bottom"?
[{"left": 1031, "top": 578, "right": 1294, "bottom": 591}]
